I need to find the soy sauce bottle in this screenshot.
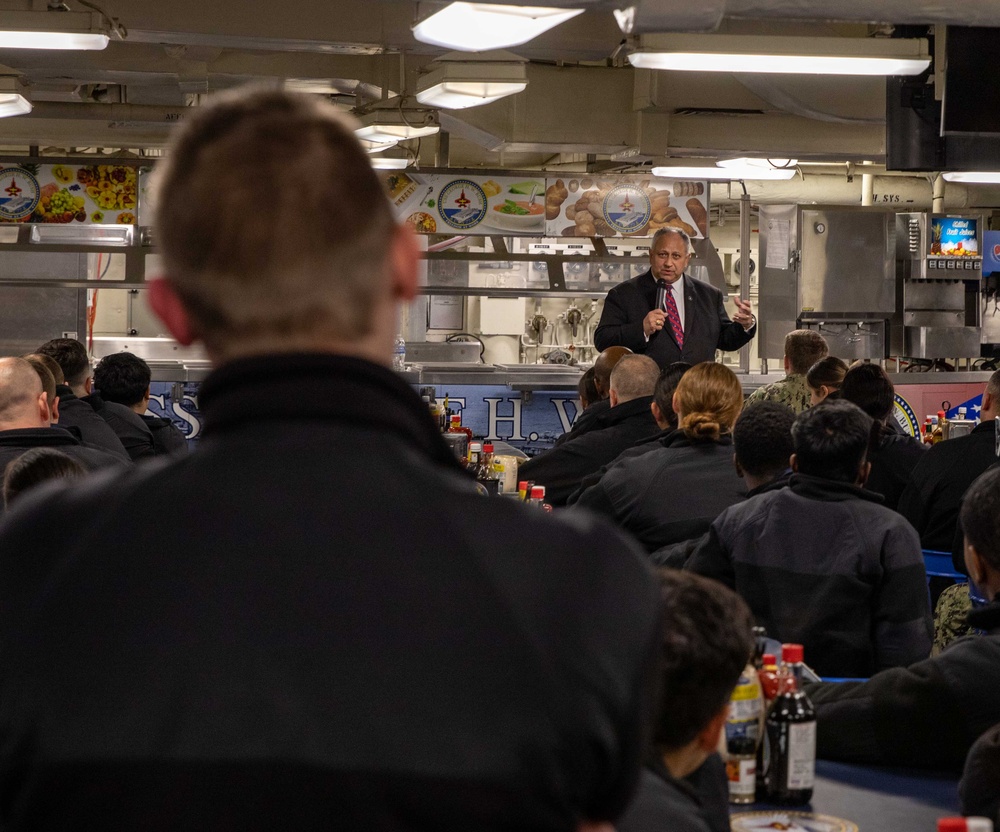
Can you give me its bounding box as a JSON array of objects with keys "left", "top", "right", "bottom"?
[{"left": 761, "top": 672, "right": 816, "bottom": 805}]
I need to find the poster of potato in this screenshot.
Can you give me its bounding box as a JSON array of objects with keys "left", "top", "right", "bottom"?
[
  {"left": 0, "top": 163, "right": 138, "bottom": 224},
  {"left": 382, "top": 171, "right": 545, "bottom": 236},
  {"left": 544, "top": 176, "right": 709, "bottom": 239}
]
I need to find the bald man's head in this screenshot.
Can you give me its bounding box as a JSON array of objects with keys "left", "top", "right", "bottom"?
[
  {"left": 0, "top": 357, "right": 49, "bottom": 429},
  {"left": 594, "top": 346, "right": 633, "bottom": 398}
]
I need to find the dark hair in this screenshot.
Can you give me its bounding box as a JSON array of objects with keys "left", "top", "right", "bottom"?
[
  {"left": 21, "top": 355, "right": 57, "bottom": 407},
  {"left": 578, "top": 367, "right": 599, "bottom": 411},
  {"left": 36, "top": 338, "right": 90, "bottom": 387},
  {"left": 653, "top": 362, "right": 692, "bottom": 430},
  {"left": 785, "top": 329, "right": 829, "bottom": 375},
  {"left": 841, "top": 364, "right": 894, "bottom": 423},
  {"left": 791, "top": 400, "right": 873, "bottom": 483},
  {"left": 653, "top": 570, "right": 755, "bottom": 750},
  {"left": 806, "top": 356, "right": 848, "bottom": 394},
  {"left": 3, "top": 447, "right": 86, "bottom": 506},
  {"left": 94, "top": 352, "right": 152, "bottom": 407},
  {"left": 734, "top": 402, "right": 796, "bottom": 479},
  {"left": 960, "top": 465, "right": 1000, "bottom": 571}
]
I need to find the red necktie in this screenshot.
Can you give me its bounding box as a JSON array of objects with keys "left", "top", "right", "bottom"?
[{"left": 662, "top": 282, "right": 684, "bottom": 349}]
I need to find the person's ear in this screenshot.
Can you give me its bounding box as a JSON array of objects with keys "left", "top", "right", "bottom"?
[
  {"left": 609, "top": 389, "right": 620, "bottom": 408},
  {"left": 148, "top": 277, "right": 197, "bottom": 346},
  {"left": 733, "top": 452, "right": 744, "bottom": 478},
  {"left": 790, "top": 453, "right": 799, "bottom": 473},
  {"left": 651, "top": 401, "right": 662, "bottom": 422},
  {"left": 983, "top": 390, "right": 994, "bottom": 415},
  {"left": 672, "top": 390, "right": 680, "bottom": 414},
  {"left": 857, "top": 459, "right": 871, "bottom": 487},
  {"left": 390, "top": 224, "right": 420, "bottom": 303},
  {"left": 84, "top": 376, "right": 93, "bottom": 395},
  {"left": 964, "top": 539, "right": 985, "bottom": 586},
  {"left": 51, "top": 396, "right": 60, "bottom": 424},
  {"left": 37, "top": 391, "right": 50, "bottom": 424}
]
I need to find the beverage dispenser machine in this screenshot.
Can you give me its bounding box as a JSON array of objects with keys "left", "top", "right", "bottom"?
[{"left": 894, "top": 213, "right": 983, "bottom": 359}]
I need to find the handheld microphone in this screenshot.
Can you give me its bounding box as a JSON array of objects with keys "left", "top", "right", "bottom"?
[{"left": 655, "top": 282, "right": 667, "bottom": 314}]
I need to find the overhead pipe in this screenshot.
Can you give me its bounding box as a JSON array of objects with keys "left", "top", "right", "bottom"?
[{"left": 932, "top": 172, "right": 946, "bottom": 213}]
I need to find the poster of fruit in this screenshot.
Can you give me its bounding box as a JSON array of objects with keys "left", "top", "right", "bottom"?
[
  {"left": 543, "top": 175, "right": 709, "bottom": 239},
  {"left": 0, "top": 163, "right": 138, "bottom": 225},
  {"left": 382, "top": 172, "right": 546, "bottom": 236}
]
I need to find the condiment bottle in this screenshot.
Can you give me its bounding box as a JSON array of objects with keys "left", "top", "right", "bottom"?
[
  {"left": 518, "top": 480, "right": 529, "bottom": 501},
  {"left": 528, "top": 485, "right": 549, "bottom": 509},
  {"left": 762, "top": 671, "right": 816, "bottom": 805},
  {"left": 468, "top": 442, "right": 482, "bottom": 474},
  {"left": 781, "top": 643, "right": 807, "bottom": 686},
  {"left": 938, "top": 819, "right": 994, "bottom": 832},
  {"left": 726, "top": 663, "right": 762, "bottom": 804}
]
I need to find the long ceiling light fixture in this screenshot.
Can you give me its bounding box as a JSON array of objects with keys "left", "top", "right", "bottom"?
[
  {"left": 0, "top": 10, "right": 111, "bottom": 50},
  {"left": 416, "top": 51, "right": 527, "bottom": 110},
  {"left": 628, "top": 34, "right": 930, "bottom": 76},
  {"left": 413, "top": 3, "right": 583, "bottom": 52},
  {"left": 650, "top": 161, "right": 797, "bottom": 180},
  {"left": 942, "top": 172, "right": 1000, "bottom": 184},
  {"left": 0, "top": 75, "right": 31, "bottom": 118}
]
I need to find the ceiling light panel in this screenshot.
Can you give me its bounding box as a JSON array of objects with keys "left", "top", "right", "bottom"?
[
  {"left": 0, "top": 11, "right": 110, "bottom": 50},
  {"left": 416, "top": 58, "right": 528, "bottom": 110},
  {"left": 629, "top": 34, "right": 930, "bottom": 76},
  {"left": 651, "top": 164, "right": 796, "bottom": 180},
  {"left": 942, "top": 172, "right": 1000, "bottom": 184},
  {"left": 413, "top": 3, "right": 583, "bottom": 51}
]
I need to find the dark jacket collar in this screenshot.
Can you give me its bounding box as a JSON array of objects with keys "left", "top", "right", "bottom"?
[
  {"left": 82, "top": 391, "right": 105, "bottom": 412},
  {"left": 0, "top": 427, "right": 81, "bottom": 448},
  {"left": 55, "top": 384, "right": 78, "bottom": 403},
  {"left": 747, "top": 469, "right": 793, "bottom": 498},
  {"left": 969, "top": 597, "right": 1000, "bottom": 632},
  {"left": 596, "top": 395, "right": 656, "bottom": 427},
  {"left": 789, "top": 472, "right": 884, "bottom": 504},
  {"left": 971, "top": 419, "right": 996, "bottom": 435},
  {"left": 198, "top": 353, "right": 466, "bottom": 474},
  {"left": 661, "top": 430, "right": 733, "bottom": 449}
]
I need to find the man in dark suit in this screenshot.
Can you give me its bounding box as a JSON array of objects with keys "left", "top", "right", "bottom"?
[{"left": 594, "top": 227, "right": 756, "bottom": 367}]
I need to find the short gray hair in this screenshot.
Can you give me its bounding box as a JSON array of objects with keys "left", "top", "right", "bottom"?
[
  {"left": 651, "top": 226, "right": 694, "bottom": 255},
  {"left": 610, "top": 354, "right": 660, "bottom": 402}
]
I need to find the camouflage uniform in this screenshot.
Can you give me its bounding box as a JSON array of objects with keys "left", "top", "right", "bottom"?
[
  {"left": 933, "top": 582, "right": 976, "bottom": 655},
  {"left": 743, "top": 373, "right": 811, "bottom": 414}
]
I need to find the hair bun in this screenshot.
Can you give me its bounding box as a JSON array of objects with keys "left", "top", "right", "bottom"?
[{"left": 681, "top": 412, "right": 722, "bottom": 441}]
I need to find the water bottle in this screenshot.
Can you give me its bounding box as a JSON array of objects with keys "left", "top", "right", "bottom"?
[{"left": 393, "top": 335, "right": 406, "bottom": 371}]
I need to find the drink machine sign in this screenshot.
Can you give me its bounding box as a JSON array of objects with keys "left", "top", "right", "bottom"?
[
  {"left": 0, "top": 163, "right": 138, "bottom": 224},
  {"left": 983, "top": 230, "right": 1000, "bottom": 275},
  {"left": 930, "top": 216, "right": 978, "bottom": 257}
]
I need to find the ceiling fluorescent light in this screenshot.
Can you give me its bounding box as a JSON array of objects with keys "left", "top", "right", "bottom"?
[
  {"left": 629, "top": 34, "right": 930, "bottom": 76},
  {"left": 942, "top": 171, "right": 1000, "bottom": 184},
  {"left": 416, "top": 52, "right": 527, "bottom": 110},
  {"left": 413, "top": 3, "right": 583, "bottom": 52},
  {"left": 370, "top": 154, "right": 411, "bottom": 170},
  {"left": 0, "top": 10, "right": 110, "bottom": 50},
  {"left": 718, "top": 157, "right": 798, "bottom": 171},
  {"left": 355, "top": 103, "right": 440, "bottom": 143},
  {"left": 651, "top": 164, "right": 796, "bottom": 180},
  {"left": 0, "top": 76, "right": 30, "bottom": 118}
]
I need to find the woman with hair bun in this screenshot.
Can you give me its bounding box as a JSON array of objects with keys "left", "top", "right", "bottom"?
[
  {"left": 806, "top": 356, "right": 849, "bottom": 406},
  {"left": 573, "top": 362, "right": 747, "bottom": 553}
]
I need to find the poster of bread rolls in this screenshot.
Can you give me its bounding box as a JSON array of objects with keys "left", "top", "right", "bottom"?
[{"left": 544, "top": 176, "right": 709, "bottom": 239}]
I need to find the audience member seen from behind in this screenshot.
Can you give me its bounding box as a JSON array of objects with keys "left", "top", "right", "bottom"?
[
  {"left": 578, "top": 367, "right": 599, "bottom": 412},
  {"left": 651, "top": 401, "right": 796, "bottom": 569},
  {"left": 617, "top": 571, "right": 755, "bottom": 832},
  {"left": 554, "top": 346, "right": 632, "bottom": 447},
  {"left": 517, "top": 354, "right": 660, "bottom": 506},
  {"left": 687, "top": 400, "right": 932, "bottom": 678},
  {"left": 807, "top": 464, "right": 1000, "bottom": 772},
  {"left": 899, "top": 369, "right": 1000, "bottom": 572},
  {"left": 567, "top": 361, "right": 692, "bottom": 505},
  {"left": 840, "top": 363, "right": 926, "bottom": 512},
  {"left": 93, "top": 352, "right": 188, "bottom": 459},
  {"left": 743, "top": 329, "right": 828, "bottom": 414},
  {"left": 20, "top": 354, "right": 61, "bottom": 425},
  {"left": 806, "top": 356, "right": 848, "bottom": 407},
  {"left": 3, "top": 447, "right": 85, "bottom": 507},
  {"left": 961, "top": 720, "right": 1000, "bottom": 825},
  {"left": 35, "top": 338, "right": 129, "bottom": 461},
  {"left": 0, "top": 357, "right": 128, "bottom": 486},
  {"left": 572, "top": 362, "right": 746, "bottom": 553},
  {"left": 0, "top": 88, "right": 662, "bottom": 831}
]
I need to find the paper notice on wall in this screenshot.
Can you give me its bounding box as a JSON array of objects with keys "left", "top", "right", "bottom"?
[{"left": 765, "top": 219, "right": 791, "bottom": 270}]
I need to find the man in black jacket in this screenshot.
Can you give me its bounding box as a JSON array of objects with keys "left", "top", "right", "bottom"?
[
  {"left": 553, "top": 345, "right": 631, "bottom": 447},
  {"left": 686, "top": 401, "right": 932, "bottom": 678},
  {"left": 0, "top": 89, "right": 661, "bottom": 832},
  {"left": 93, "top": 352, "right": 188, "bottom": 460},
  {"left": 807, "top": 464, "right": 1000, "bottom": 772},
  {"left": 35, "top": 338, "right": 130, "bottom": 462},
  {"left": 594, "top": 227, "right": 756, "bottom": 367},
  {"left": 518, "top": 353, "right": 660, "bottom": 506},
  {"left": 899, "top": 370, "right": 999, "bottom": 570},
  {"left": 0, "top": 357, "right": 128, "bottom": 480},
  {"left": 617, "top": 571, "right": 755, "bottom": 832}
]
